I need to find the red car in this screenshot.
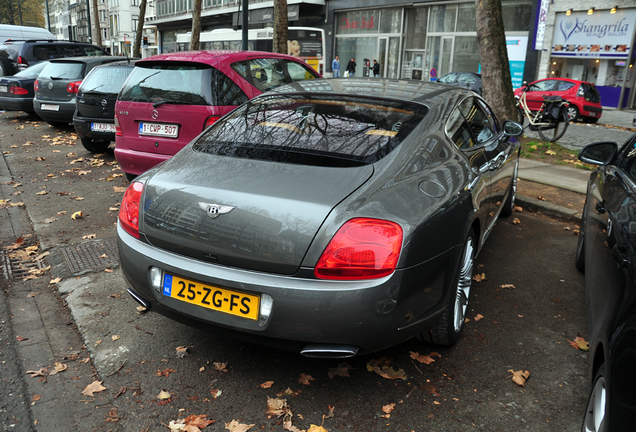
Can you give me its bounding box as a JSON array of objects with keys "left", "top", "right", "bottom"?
[
  {"left": 115, "top": 50, "right": 321, "bottom": 180},
  {"left": 514, "top": 78, "right": 602, "bottom": 123}
]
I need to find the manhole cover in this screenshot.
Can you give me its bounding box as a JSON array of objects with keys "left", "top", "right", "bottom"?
[
  {"left": 61, "top": 239, "right": 119, "bottom": 275},
  {"left": 1, "top": 251, "right": 47, "bottom": 280}
]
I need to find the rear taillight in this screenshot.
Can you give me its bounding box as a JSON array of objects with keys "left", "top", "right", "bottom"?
[
  {"left": 66, "top": 81, "right": 82, "bottom": 93},
  {"left": 34, "top": 80, "right": 39, "bottom": 91},
  {"left": 578, "top": 86, "right": 584, "bottom": 97},
  {"left": 315, "top": 218, "right": 403, "bottom": 280},
  {"left": 10, "top": 85, "right": 28, "bottom": 95},
  {"left": 17, "top": 56, "right": 28, "bottom": 69},
  {"left": 119, "top": 181, "right": 144, "bottom": 239},
  {"left": 114, "top": 114, "right": 122, "bottom": 137},
  {"left": 203, "top": 115, "right": 220, "bottom": 130}
]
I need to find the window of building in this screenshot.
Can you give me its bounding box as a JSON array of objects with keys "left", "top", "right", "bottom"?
[
  {"left": 132, "top": 15, "right": 139, "bottom": 30},
  {"left": 428, "top": 5, "right": 456, "bottom": 33},
  {"left": 405, "top": 8, "right": 427, "bottom": 50}
]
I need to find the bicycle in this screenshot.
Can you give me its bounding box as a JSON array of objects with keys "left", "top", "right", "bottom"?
[{"left": 516, "top": 88, "right": 569, "bottom": 142}]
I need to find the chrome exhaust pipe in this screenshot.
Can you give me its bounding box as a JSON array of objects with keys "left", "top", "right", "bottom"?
[
  {"left": 127, "top": 288, "right": 151, "bottom": 309},
  {"left": 300, "top": 345, "right": 359, "bottom": 358}
]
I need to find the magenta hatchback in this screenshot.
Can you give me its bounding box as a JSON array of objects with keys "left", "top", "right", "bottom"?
[{"left": 115, "top": 50, "right": 321, "bottom": 179}]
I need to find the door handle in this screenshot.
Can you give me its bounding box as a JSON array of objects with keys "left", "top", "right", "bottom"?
[{"left": 596, "top": 201, "right": 606, "bottom": 214}]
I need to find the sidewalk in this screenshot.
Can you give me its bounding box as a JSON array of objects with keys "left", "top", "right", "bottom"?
[{"left": 516, "top": 107, "right": 636, "bottom": 222}]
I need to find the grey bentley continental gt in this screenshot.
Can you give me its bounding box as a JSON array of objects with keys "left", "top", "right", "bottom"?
[{"left": 117, "top": 78, "right": 523, "bottom": 357}]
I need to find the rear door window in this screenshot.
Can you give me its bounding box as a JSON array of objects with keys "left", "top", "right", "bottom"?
[
  {"left": 193, "top": 95, "right": 428, "bottom": 166},
  {"left": 283, "top": 59, "right": 318, "bottom": 83},
  {"left": 247, "top": 58, "right": 287, "bottom": 92},
  {"left": 556, "top": 81, "right": 575, "bottom": 91},
  {"left": 33, "top": 45, "right": 63, "bottom": 61},
  {"left": 82, "top": 46, "right": 107, "bottom": 56}
]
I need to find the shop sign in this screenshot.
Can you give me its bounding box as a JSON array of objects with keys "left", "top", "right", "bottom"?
[
  {"left": 507, "top": 36, "right": 528, "bottom": 89},
  {"left": 340, "top": 16, "right": 376, "bottom": 31},
  {"left": 551, "top": 9, "right": 636, "bottom": 59}
]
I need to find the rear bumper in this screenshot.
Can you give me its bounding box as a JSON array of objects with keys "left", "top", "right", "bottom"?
[
  {"left": 0, "top": 96, "right": 35, "bottom": 112},
  {"left": 578, "top": 103, "right": 603, "bottom": 119},
  {"left": 33, "top": 98, "right": 76, "bottom": 123},
  {"left": 73, "top": 114, "right": 115, "bottom": 142},
  {"left": 117, "top": 223, "right": 456, "bottom": 356},
  {"left": 114, "top": 137, "right": 171, "bottom": 176}
]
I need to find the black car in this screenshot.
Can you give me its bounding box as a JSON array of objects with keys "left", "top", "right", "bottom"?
[
  {"left": 33, "top": 56, "right": 123, "bottom": 126},
  {"left": 0, "top": 61, "right": 48, "bottom": 113},
  {"left": 437, "top": 72, "right": 482, "bottom": 95},
  {"left": 0, "top": 39, "right": 109, "bottom": 76},
  {"left": 576, "top": 138, "right": 636, "bottom": 431},
  {"left": 73, "top": 60, "right": 136, "bottom": 153}
]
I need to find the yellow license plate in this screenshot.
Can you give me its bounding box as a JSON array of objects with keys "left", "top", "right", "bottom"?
[{"left": 163, "top": 273, "right": 260, "bottom": 320}]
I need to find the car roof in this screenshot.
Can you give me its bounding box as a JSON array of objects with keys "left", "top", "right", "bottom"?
[
  {"left": 534, "top": 77, "right": 592, "bottom": 85},
  {"left": 267, "top": 77, "right": 470, "bottom": 105},
  {"left": 48, "top": 55, "right": 122, "bottom": 65},
  {"left": 137, "top": 50, "right": 305, "bottom": 65}
]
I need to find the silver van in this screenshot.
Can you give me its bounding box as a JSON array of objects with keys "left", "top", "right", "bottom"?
[{"left": 0, "top": 25, "right": 56, "bottom": 76}]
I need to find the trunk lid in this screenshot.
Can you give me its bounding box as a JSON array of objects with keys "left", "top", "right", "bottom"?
[
  {"left": 36, "top": 61, "right": 84, "bottom": 102},
  {"left": 142, "top": 150, "right": 374, "bottom": 275}
]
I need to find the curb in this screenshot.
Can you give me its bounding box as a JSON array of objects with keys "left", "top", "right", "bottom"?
[{"left": 516, "top": 195, "right": 582, "bottom": 225}]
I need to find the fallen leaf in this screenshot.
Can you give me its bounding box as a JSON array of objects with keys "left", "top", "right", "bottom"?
[
  {"left": 276, "top": 388, "right": 301, "bottom": 397},
  {"left": 536, "top": 196, "right": 546, "bottom": 201},
  {"left": 157, "top": 368, "right": 177, "bottom": 377},
  {"left": 260, "top": 381, "right": 274, "bottom": 388},
  {"left": 513, "top": 205, "right": 523, "bottom": 212},
  {"left": 104, "top": 407, "right": 119, "bottom": 422},
  {"left": 111, "top": 335, "right": 120, "bottom": 341},
  {"left": 474, "top": 314, "right": 484, "bottom": 321},
  {"left": 512, "top": 218, "right": 521, "bottom": 224},
  {"left": 500, "top": 284, "right": 516, "bottom": 289},
  {"left": 545, "top": 150, "right": 557, "bottom": 156},
  {"left": 32, "top": 394, "right": 41, "bottom": 402},
  {"left": 366, "top": 358, "right": 407, "bottom": 380},
  {"left": 184, "top": 414, "right": 215, "bottom": 429},
  {"left": 307, "top": 424, "right": 329, "bottom": 432},
  {"left": 26, "top": 368, "right": 48, "bottom": 377},
  {"left": 49, "top": 277, "right": 61, "bottom": 284},
  {"left": 324, "top": 405, "right": 335, "bottom": 419},
  {"left": 82, "top": 234, "right": 96, "bottom": 239},
  {"left": 82, "top": 380, "right": 107, "bottom": 396},
  {"left": 266, "top": 396, "right": 292, "bottom": 418},
  {"left": 36, "top": 190, "right": 47, "bottom": 195},
  {"left": 508, "top": 369, "right": 530, "bottom": 386},
  {"left": 71, "top": 211, "right": 83, "bottom": 220},
  {"left": 410, "top": 351, "right": 436, "bottom": 365},
  {"left": 381, "top": 402, "right": 396, "bottom": 418},
  {"left": 225, "top": 420, "right": 255, "bottom": 432},
  {"left": 157, "top": 389, "right": 172, "bottom": 400},
  {"left": 328, "top": 362, "right": 351, "bottom": 379},
  {"left": 49, "top": 362, "right": 67, "bottom": 375},
  {"left": 113, "top": 186, "right": 126, "bottom": 193},
  {"left": 43, "top": 217, "right": 57, "bottom": 224},
  {"left": 16, "top": 335, "right": 28, "bottom": 341},
  {"left": 568, "top": 335, "right": 589, "bottom": 351},
  {"left": 176, "top": 346, "right": 189, "bottom": 357},
  {"left": 213, "top": 362, "right": 228, "bottom": 372},
  {"left": 26, "top": 291, "right": 41, "bottom": 298},
  {"left": 210, "top": 388, "right": 222, "bottom": 399},
  {"left": 298, "top": 373, "right": 315, "bottom": 385},
  {"left": 472, "top": 273, "right": 486, "bottom": 282}
]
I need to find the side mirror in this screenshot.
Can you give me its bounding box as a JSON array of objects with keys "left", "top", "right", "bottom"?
[
  {"left": 502, "top": 120, "right": 523, "bottom": 137},
  {"left": 578, "top": 141, "right": 618, "bottom": 165}
]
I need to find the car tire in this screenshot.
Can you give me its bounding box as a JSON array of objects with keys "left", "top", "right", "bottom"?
[
  {"left": 81, "top": 137, "right": 110, "bottom": 153},
  {"left": 586, "top": 118, "right": 599, "bottom": 124},
  {"left": 125, "top": 172, "right": 137, "bottom": 182},
  {"left": 419, "top": 228, "right": 476, "bottom": 346},
  {"left": 581, "top": 363, "right": 607, "bottom": 432},
  {"left": 576, "top": 200, "right": 588, "bottom": 272},
  {"left": 567, "top": 105, "right": 580, "bottom": 122},
  {"left": 47, "top": 121, "right": 68, "bottom": 128},
  {"left": 500, "top": 157, "right": 519, "bottom": 218}
]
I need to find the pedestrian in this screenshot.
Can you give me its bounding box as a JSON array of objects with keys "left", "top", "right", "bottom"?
[
  {"left": 332, "top": 55, "right": 340, "bottom": 78},
  {"left": 346, "top": 58, "right": 356, "bottom": 77},
  {"left": 373, "top": 60, "right": 380, "bottom": 78}
]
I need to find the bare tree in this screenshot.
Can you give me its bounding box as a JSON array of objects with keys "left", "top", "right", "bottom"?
[
  {"left": 475, "top": 0, "right": 517, "bottom": 121},
  {"left": 190, "top": 0, "right": 202, "bottom": 50},
  {"left": 91, "top": 0, "right": 102, "bottom": 47},
  {"left": 133, "top": 0, "right": 147, "bottom": 58},
  {"left": 273, "top": 0, "right": 287, "bottom": 54}
]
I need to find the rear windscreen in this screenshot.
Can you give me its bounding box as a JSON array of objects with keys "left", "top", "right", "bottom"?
[
  {"left": 39, "top": 62, "right": 83, "bottom": 80},
  {"left": 193, "top": 94, "right": 428, "bottom": 166},
  {"left": 118, "top": 62, "right": 212, "bottom": 105},
  {"left": 81, "top": 66, "right": 132, "bottom": 94},
  {"left": 582, "top": 83, "right": 600, "bottom": 103},
  {"left": 13, "top": 61, "right": 48, "bottom": 78}
]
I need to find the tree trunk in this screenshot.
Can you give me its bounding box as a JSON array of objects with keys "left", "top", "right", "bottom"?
[
  {"left": 273, "top": 0, "right": 287, "bottom": 54},
  {"left": 190, "top": 0, "right": 202, "bottom": 51},
  {"left": 91, "top": 0, "right": 102, "bottom": 47},
  {"left": 133, "top": 0, "right": 147, "bottom": 58},
  {"left": 475, "top": 0, "right": 517, "bottom": 122}
]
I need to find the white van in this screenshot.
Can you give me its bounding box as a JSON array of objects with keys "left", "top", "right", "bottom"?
[{"left": 0, "top": 24, "right": 55, "bottom": 43}]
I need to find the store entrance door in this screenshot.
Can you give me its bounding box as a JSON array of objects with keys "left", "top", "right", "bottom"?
[
  {"left": 378, "top": 36, "right": 401, "bottom": 79},
  {"left": 378, "top": 37, "right": 388, "bottom": 78}
]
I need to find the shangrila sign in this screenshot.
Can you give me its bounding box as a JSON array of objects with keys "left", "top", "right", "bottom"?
[{"left": 551, "top": 9, "right": 636, "bottom": 58}]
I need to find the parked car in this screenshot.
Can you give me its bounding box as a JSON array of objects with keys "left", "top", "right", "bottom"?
[
  {"left": 514, "top": 77, "right": 602, "bottom": 123},
  {"left": 114, "top": 50, "right": 321, "bottom": 180},
  {"left": 576, "top": 137, "right": 636, "bottom": 431},
  {"left": 0, "top": 39, "right": 109, "bottom": 77},
  {"left": 0, "top": 61, "right": 48, "bottom": 113},
  {"left": 73, "top": 60, "right": 136, "bottom": 153},
  {"left": 437, "top": 72, "right": 482, "bottom": 95},
  {"left": 0, "top": 24, "right": 56, "bottom": 76},
  {"left": 117, "top": 78, "right": 523, "bottom": 357},
  {"left": 33, "top": 56, "right": 123, "bottom": 126}
]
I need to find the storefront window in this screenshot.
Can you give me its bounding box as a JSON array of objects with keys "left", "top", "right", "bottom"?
[
  {"left": 502, "top": 0, "right": 532, "bottom": 31},
  {"left": 336, "top": 37, "right": 377, "bottom": 76},
  {"left": 456, "top": 3, "right": 476, "bottom": 32},
  {"left": 380, "top": 8, "right": 402, "bottom": 34},
  {"left": 405, "top": 8, "right": 427, "bottom": 50},
  {"left": 453, "top": 36, "right": 480, "bottom": 72},
  {"left": 429, "top": 5, "right": 456, "bottom": 33}
]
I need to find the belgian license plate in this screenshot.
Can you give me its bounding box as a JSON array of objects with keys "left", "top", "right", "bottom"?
[
  {"left": 0, "top": 85, "right": 7, "bottom": 93},
  {"left": 589, "top": 112, "right": 598, "bottom": 117},
  {"left": 91, "top": 122, "right": 116, "bottom": 132},
  {"left": 41, "top": 104, "right": 60, "bottom": 111},
  {"left": 163, "top": 273, "right": 260, "bottom": 320},
  {"left": 139, "top": 122, "right": 179, "bottom": 138}
]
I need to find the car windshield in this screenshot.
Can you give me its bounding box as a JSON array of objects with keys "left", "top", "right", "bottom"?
[
  {"left": 13, "top": 61, "right": 48, "bottom": 78},
  {"left": 118, "top": 62, "right": 211, "bottom": 105},
  {"left": 193, "top": 94, "right": 428, "bottom": 166},
  {"left": 81, "top": 65, "right": 132, "bottom": 93},
  {"left": 39, "top": 61, "right": 83, "bottom": 80}
]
